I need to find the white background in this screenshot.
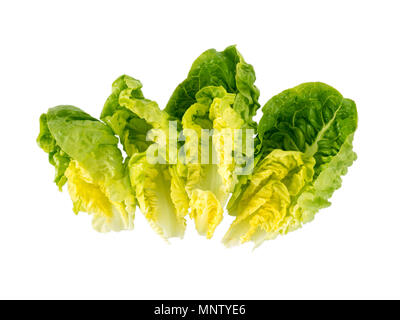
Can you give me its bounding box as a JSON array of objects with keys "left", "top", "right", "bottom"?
[{"left": 1, "top": 0, "right": 399, "bottom": 300}]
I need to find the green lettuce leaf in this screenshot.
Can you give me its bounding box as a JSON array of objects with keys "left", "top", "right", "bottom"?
[
  {"left": 258, "top": 82, "right": 357, "bottom": 175},
  {"left": 225, "top": 82, "right": 358, "bottom": 247},
  {"left": 223, "top": 150, "right": 315, "bottom": 247},
  {"left": 178, "top": 86, "right": 254, "bottom": 238},
  {"left": 165, "top": 45, "right": 260, "bottom": 128},
  {"left": 101, "top": 76, "right": 189, "bottom": 239},
  {"left": 37, "top": 105, "right": 136, "bottom": 232}
]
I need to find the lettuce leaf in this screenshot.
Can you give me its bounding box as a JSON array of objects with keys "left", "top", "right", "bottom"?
[
  {"left": 163, "top": 46, "right": 260, "bottom": 238},
  {"left": 258, "top": 82, "right": 357, "bottom": 175},
  {"left": 165, "top": 45, "right": 260, "bottom": 128},
  {"left": 101, "top": 76, "right": 189, "bottom": 239},
  {"left": 37, "top": 106, "right": 135, "bottom": 232},
  {"left": 223, "top": 150, "right": 315, "bottom": 247},
  {"left": 225, "top": 82, "right": 358, "bottom": 247},
  {"left": 178, "top": 86, "right": 252, "bottom": 238}
]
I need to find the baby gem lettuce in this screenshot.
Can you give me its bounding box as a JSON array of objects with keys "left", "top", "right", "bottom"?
[
  {"left": 225, "top": 82, "right": 357, "bottom": 247},
  {"left": 37, "top": 46, "right": 358, "bottom": 248},
  {"left": 37, "top": 106, "right": 135, "bottom": 232}
]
